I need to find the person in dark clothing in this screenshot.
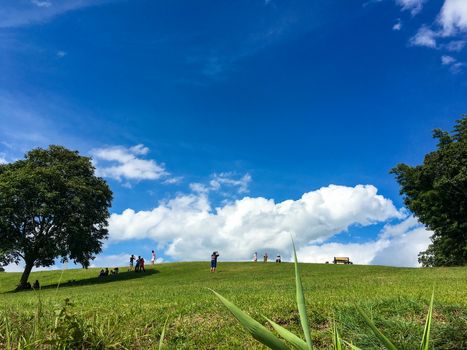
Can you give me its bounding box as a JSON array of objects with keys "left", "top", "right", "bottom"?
[
  {"left": 140, "top": 257, "right": 145, "bottom": 272},
  {"left": 99, "top": 269, "right": 106, "bottom": 277},
  {"left": 129, "top": 254, "right": 135, "bottom": 271},
  {"left": 33, "top": 280, "right": 40, "bottom": 289},
  {"left": 135, "top": 256, "right": 140, "bottom": 272},
  {"left": 104, "top": 268, "right": 109, "bottom": 276},
  {"left": 211, "top": 251, "right": 220, "bottom": 272}
]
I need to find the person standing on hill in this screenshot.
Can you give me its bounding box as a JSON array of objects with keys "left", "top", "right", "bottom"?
[
  {"left": 140, "top": 257, "right": 145, "bottom": 272},
  {"left": 253, "top": 252, "right": 257, "bottom": 262},
  {"left": 135, "top": 256, "right": 140, "bottom": 272},
  {"left": 129, "top": 254, "right": 135, "bottom": 271},
  {"left": 151, "top": 250, "right": 156, "bottom": 265},
  {"left": 211, "top": 251, "right": 220, "bottom": 272},
  {"left": 263, "top": 252, "right": 268, "bottom": 263}
]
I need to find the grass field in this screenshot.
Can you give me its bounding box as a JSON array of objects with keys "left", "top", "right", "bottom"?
[{"left": 0, "top": 262, "right": 466, "bottom": 349}]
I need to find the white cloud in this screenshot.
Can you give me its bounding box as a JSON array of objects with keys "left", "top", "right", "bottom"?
[
  {"left": 410, "top": 26, "right": 438, "bottom": 47},
  {"left": 0, "top": 154, "right": 7, "bottom": 164},
  {"left": 91, "top": 145, "right": 169, "bottom": 182},
  {"left": 441, "top": 55, "right": 464, "bottom": 73},
  {"left": 393, "top": 19, "right": 402, "bottom": 31},
  {"left": 209, "top": 172, "right": 251, "bottom": 193},
  {"left": 441, "top": 55, "right": 456, "bottom": 65},
  {"left": 189, "top": 172, "right": 251, "bottom": 195},
  {"left": 56, "top": 50, "right": 67, "bottom": 58},
  {"left": 108, "top": 184, "right": 405, "bottom": 263},
  {"left": 396, "top": 0, "right": 425, "bottom": 16},
  {"left": 296, "top": 216, "right": 432, "bottom": 267},
  {"left": 31, "top": 0, "right": 52, "bottom": 8},
  {"left": 438, "top": 0, "right": 467, "bottom": 36}
]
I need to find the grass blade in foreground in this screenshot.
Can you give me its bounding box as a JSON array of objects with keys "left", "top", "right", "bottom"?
[
  {"left": 356, "top": 306, "right": 398, "bottom": 350},
  {"left": 332, "top": 322, "right": 342, "bottom": 350},
  {"left": 264, "top": 316, "right": 308, "bottom": 350},
  {"left": 292, "top": 238, "right": 313, "bottom": 350},
  {"left": 419, "top": 289, "right": 434, "bottom": 350},
  {"left": 158, "top": 317, "right": 168, "bottom": 350},
  {"left": 210, "top": 289, "right": 288, "bottom": 350}
]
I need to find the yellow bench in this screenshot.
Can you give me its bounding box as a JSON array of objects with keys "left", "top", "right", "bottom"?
[{"left": 333, "top": 257, "right": 353, "bottom": 265}]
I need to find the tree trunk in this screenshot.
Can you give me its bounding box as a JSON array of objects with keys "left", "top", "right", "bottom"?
[{"left": 16, "top": 262, "right": 34, "bottom": 291}]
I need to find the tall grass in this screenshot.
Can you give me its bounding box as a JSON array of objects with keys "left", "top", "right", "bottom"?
[{"left": 211, "top": 240, "right": 436, "bottom": 349}]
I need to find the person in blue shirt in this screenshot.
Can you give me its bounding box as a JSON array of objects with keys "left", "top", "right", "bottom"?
[{"left": 211, "top": 251, "right": 220, "bottom": 272}]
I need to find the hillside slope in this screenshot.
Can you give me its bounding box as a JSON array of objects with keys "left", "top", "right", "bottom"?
[{"left": 1, "top": 262, "right": 466, "bottom": 349}]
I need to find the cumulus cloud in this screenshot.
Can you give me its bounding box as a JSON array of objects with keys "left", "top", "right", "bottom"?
[
  {"left": 396, "top": 0, "right": 426, "bottom": 16},
  {"left": 108, "top": 184, "right": 405, "bottom": 262},
  {"left": 438, "top": 0, "right": 467, "bottom": 36},
  {"left": 296, "top": 216, "right": 431, "bottom": 267},
  {"left": 405, "top": 0, "right": 467, "bottom": 53},
  {"left": 91, "top": 144, "right": 169, "bottom": 183}
]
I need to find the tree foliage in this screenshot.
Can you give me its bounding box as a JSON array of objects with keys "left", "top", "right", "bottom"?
[
  {"left": 391, "top": 116, "right": 467, "bottom": 266},
  {"left": 0, "top": 145, "right": 112, "bottom": 289}
]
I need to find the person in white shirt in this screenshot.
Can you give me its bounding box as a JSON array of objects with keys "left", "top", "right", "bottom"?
[
  {"left": 151, "top": 250, "right": 156, "bottom": 265},
  {"left": 253, "top": 252, "right": 257, "bottom": 262}
]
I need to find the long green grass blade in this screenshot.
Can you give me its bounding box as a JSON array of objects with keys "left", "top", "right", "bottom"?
[
  {"left": 292, "top": 238, "right": 313, "bottom": 350},
  {"left": 356, "top": 306, "right": 398, "bottom": 350},
  {"left": 264, "top": 316, "right": 308, "bottom": 350},
  {"left": 419, "top": 289, "right": 434, "bottom": 350},
  {"left": 158, "top": 317, "right": 168, "bottom": 350},
  {"left": 332, "top": 322, "right": 342, "bottom": 350},
  {"left": 211, "top": 289, "right": 288, "bottom": 350},
  {"left": 343, "top": 340, "right": 364, "bottom": 350}
]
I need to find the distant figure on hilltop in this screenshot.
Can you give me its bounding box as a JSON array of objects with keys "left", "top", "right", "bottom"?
[
  {"left": 151, "top": 250, "right": 156, "bottom": 265},
  {"left": 139, "top": 257, "right": 145, "bottom": 272},
  {"left": 275, "top": 255, "right": 282, "bottom": 263},
  {"left": 211, "top": 251, "right": 220, "bottom": 272},
  {"left": 253, "top": 252, "right": 257, "bottom": 262},
  {"left": 129, "top": 254, "right": 135, "bottom": 271},
  {"left": 263, "top": 252, "right": 268, "bottom": 263},
  {"left": 135, "top": 256, "right": 140, "bottom": 272}
]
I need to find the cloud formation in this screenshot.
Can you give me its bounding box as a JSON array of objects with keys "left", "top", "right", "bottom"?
[
  {"left": 108, "top": 184, "right": 409, "bottom": 263},
  {"left": 396, "top": 0, "right": 426, "bottom": 16},
  {"left": 91, "top": 144, "right": 169, "bottom": 183},
  {"left": 297, "top": 216, "right": 431, "bottom": 267}
]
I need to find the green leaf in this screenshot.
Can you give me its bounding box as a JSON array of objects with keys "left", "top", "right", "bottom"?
[
  {"left": 356, "top": 306, "right": 398, "bottom": 350},
  {"left": 210, "top": 289, "right": 288, "bottom": 350},
  {"left": 158, "top": 317, "right": 168, "bottom": 350},
  {"left": 264, "top": 316, "right": 308, "bottom": 350},
  {"left": 292, "top": 238, "right": 313, "bottom": 350},
  {"left": 332, "top": 322, "right": 342, "bottom": 350},
  {"left": 419, "top": 289, "right": 434, "bottom": 350}
]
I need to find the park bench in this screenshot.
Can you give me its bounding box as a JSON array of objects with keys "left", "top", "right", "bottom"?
[{"left": 333, "top": 257, "right": 353, "bottom": 265}]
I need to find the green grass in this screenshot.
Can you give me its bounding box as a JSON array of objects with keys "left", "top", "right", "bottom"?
[{"left": 0, "top": 262, "right": 466, "bottom": 349}]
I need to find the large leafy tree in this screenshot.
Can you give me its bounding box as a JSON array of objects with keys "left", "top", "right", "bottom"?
[
  {"left": 391, "top": 116, "right": 467, "bottom": 266},
  {"left": 0, "top": 146, "right": 112, "bottom": 289}
]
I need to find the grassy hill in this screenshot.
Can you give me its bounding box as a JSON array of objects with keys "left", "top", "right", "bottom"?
[{"left": 1, "top": 262, "right": 466, "bottom": 349}]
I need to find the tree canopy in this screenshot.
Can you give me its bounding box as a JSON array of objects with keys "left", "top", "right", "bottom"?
[
  {"left": 0, "top": 145, "right": 112, "bottom": 289},
  {"left": 391, "top": 116, "right": 467, "bottom": 267}
]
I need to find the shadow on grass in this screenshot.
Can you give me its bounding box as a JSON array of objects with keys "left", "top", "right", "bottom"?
[{"left": 6, "top": 269, "right": 159, "bottom": 293}]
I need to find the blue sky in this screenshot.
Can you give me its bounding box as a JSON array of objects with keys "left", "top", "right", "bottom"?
[{"left": 1, "top": 0, "right": 466, "bottom": 270}]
